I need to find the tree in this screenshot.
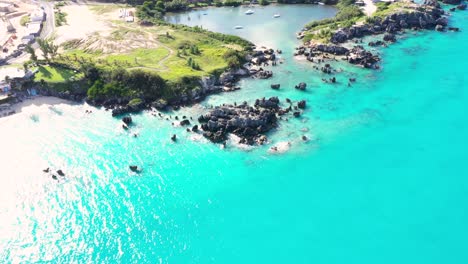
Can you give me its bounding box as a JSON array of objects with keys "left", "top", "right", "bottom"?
[
  {"left": 37, "top": 39, "right": 59, "bottom": 61},
  {"left": 25, "top": 45, "right": 37, "bottom": 62},
  {"left": 37, "top": 39, "right": 49, "bottom": 61},
  {"left": 23, "top": 62, "right": 29, "bottom": 73}
]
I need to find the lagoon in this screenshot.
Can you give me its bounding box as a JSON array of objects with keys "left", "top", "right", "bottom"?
[{"left": 1, "top": 4, "right": 468, "bottom": 264}]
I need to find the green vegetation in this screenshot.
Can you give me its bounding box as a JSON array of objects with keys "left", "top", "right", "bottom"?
[
  {"left": 20, "top": 15, "right": 30, "bottom": 27},
  {"left": 25, "top": 45, "right": 37, "bottom": 62},
  {"left": 34, "top": 65, "right": 83, "bottom": 83},
  {"left": 37, "top": 39, "right": 59, "bottom": 61},
  {"left": 55, "top": 10, "right": 68, "bottom": 27},
  {"left": 259, "top": 0, "right": 270, "bottom": 5},
  {"left": 302, "top": 0, "right": 364, "bottom": 43},
  {"left": 33, "top": 15, "right": 251, "bottom": 106},
  {"left": 371, "top": 2, "right": 411, "bottom": 18}
]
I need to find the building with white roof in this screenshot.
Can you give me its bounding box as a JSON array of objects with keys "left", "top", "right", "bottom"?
[{"left": 30, "top": 8, "right": 45, "bottom": 22}]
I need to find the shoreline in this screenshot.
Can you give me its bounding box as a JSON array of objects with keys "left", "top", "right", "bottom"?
[{"left": 0, "top": 96, "right": 74, "bottom": 119}]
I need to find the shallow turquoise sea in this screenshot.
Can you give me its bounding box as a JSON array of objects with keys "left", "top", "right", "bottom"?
[{"left": 1, "top": 4, "right": 468, "bottom": 263}]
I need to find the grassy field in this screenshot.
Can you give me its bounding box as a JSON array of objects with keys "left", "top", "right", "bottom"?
[
  {"left": 59, "top": 24, "right": 237, "bottom": 81},
  {"left": 34, "top": 65, "right": 83, "bottom": 83}
]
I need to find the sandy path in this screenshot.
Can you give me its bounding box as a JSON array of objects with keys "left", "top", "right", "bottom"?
[{"left": 362, "top": 0, "right": 377, "bottom": 16}]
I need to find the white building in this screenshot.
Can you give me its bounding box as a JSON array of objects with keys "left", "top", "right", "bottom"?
[
  {"left": 26, "top": 22, "right": 41, "bottom": 36},
  {"left": 21, "top": 34, "right": 35, "bottom": 44},
  {"left": 30, "top": 9, "right": 45, "bottom": 22}
]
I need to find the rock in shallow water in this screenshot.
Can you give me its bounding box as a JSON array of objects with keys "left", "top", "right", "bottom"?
[{"left": 198, "top": 97, "right": 291, "bottom": 145}]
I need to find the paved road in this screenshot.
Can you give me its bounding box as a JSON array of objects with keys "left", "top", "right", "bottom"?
[{"left": 39, "top": 0, "right": 55, "bottom": 40}]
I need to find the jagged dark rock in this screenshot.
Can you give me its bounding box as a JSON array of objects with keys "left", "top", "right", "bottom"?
[
  {"left": 298, "top": 100, "right": 306, "bottom": 109},
  {"left": 347, "top": 46, "right": 380, "bottom": 69},
  {"left": 295, "top": 82, "right": 307, "bottom": 91},
  {"left": 457, "top": 3, "right": 467, "bottom": 10},
  {"left": 122, "top": 116, "right": 132, "bottom": 125},
  {"left": 271, "top": 84, "right": 281, "bottom": 89},
  {"left": 383, "top": 33, "right": 396, "bottom": 42},
  {"left": 443, "top": 0, "right": 461, "bottom": 5},
  {"left": 180, "top": 119, "right": 191, "bottom": 126},
  {"left": 311, "top": 44, "right": 349, "bottom": 55},
  {"left": 152, "top": 99, "right": 168, "bottom": 110},
  {"left": 199, "top": 97, "right": 287, "bottom": 145},
  {"left": 129, "top": 165, "right": 141, "bottom": 173}
]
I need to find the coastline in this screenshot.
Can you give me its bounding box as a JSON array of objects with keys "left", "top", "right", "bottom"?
[{"left": 0, "top": 96, "right": 73, "bottom": 119}]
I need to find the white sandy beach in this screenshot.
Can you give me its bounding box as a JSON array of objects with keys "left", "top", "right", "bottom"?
[{"left": 0, "top": 96, "right": 72, "bottom": 119}]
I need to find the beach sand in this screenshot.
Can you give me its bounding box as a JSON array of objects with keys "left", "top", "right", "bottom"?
[{"left": 0, "top": 96, "right": 73, "bottom": 119}]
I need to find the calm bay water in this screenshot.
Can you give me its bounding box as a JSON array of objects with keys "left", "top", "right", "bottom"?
[{"left": 1, "top": 4, "right": 468, "bottom": 263}]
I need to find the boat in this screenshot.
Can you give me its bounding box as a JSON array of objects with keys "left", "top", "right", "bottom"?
[
  {"left": 235, "top": 25, "right": 243, "bottom": 29},
  {"left": 245, "top": 10, "right": 254, "bottom": 15},
  {"left": 273, "top": 14, "right": 280, "bottom": 18},
  {"left": 318, "top": 2, "right": 325, "bottom": 5}
]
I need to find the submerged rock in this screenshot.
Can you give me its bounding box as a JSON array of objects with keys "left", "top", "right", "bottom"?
[
  {"left": 298, "top": 100, "right": 307, "bottom": 109},
  {"left": 122, "top": 116, "right": 132, "bottom": 125},
  {"left": 271, "top": 84, "right": 281, "bottom": 89},
  {"left": 295, "top": 82, "right": 307, "bottom": 91}
]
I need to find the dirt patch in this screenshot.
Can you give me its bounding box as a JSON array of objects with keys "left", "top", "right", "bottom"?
[{"left": 55, "top": 3, "right": 113, "bottom": 45}]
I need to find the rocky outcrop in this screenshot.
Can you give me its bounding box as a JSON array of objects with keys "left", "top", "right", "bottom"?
[
  {"left": 198, "top": 97, "right": 287, "bottom": 145},
  {"left": 311, "top": 44, "right": 349, "bottom": 55},
  {"left": 458, "top": 3, "right": 467, "bottom": 10},
  {"left": 329, "top": 4, "right": 447, "bottom": 44},
  {"left": 347, "top": 46, "right": 380, "bottom": 69},
  {"left": 295, "top": 82, "right": 307, "bottom": 91},
  {"left": 122, "top": 116, "right": 132, "bottom": 125},
  {"left": 383, "top": 33, "right": 396, "bottom": 42},
  {"left": 112, "top": 102, "right": 145, "bottom": 117},
  {"left": 443, "top": 0, "right": 461, "bottom": 5},
  {"left": 151, "top": 99, "right": 168, "bottom": 110},
  {"left": 298, "top": 100, "right": 306, "bottom": 109},
  {"left": 271, "top": 84, "right": 280, "bottom": 89}
]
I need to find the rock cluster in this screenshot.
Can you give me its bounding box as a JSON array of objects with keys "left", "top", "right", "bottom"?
[
  {"left": 347, "top": 46, "right": 381, "bottom": 68},
  {"left": 330, "top": 5, "right": 448, "bottom": 44},
  {"left": 299, "top": 44, "right": 381, "bottom": 69},
  {"left": 295, "top": 82, "right": 307, "bottom": 91},
  {"left": 112, "top": 100, "right": 145, "bottom": 117},
  {"left": 198, "top": 97, "right": 287, "bottom": 145}
]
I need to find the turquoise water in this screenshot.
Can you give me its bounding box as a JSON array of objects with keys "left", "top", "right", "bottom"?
[{"left": 1, "top": 4, "right": 468, "bottom": 263}]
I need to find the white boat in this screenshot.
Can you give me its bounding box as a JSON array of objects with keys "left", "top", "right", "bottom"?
[
  {"left": 273, "top": 14, "right": 280, "bottom": 18},
  {"left": 235, "top": 25, "right": 243, "bottom": 29},
  {"left": 245, "top": 10, "right": 254, "bottom": 15},
  {"left": 318, "top": 2, "right": 325, "bottom": 5}
]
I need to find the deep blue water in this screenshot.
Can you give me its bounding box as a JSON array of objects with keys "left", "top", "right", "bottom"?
[{"left": 1, "top": 4, "right": 468, "bottom": 263}]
